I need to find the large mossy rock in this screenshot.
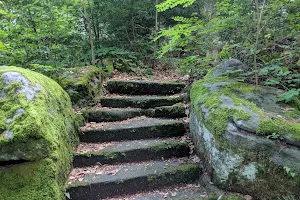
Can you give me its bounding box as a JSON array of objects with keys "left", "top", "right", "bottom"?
[
  {"left": 190, "top": 60, "right": 300, "bottom": 199},
  {"left": 0, "top": 66, "right": 79, "bottom": 200},
  {"left": 29, "top": 65, "right": 104, "bottom": 107}
]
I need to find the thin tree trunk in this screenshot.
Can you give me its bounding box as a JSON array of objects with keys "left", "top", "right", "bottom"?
[
  {"left": 253, "top": 0, "right": 266, "bottom": 86},
  {"left": 83, "top": 0, "right": 95, "bottom": 66},
  {"left": 254, "top": 0, "right": 259, "bottom": 11},
  {"left": 154, "top": 0, "right": 159, "bottom": 58}
]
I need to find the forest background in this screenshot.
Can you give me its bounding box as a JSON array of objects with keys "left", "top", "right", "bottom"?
[{"left": 0, "top": 0, "right": 299, "bottom": 102}]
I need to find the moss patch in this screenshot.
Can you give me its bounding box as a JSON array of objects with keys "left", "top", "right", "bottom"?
[
  {"left": 190, "top": 74, "right": 300, "bottom": 141},
  {"left": 151, "top": 141, "right": 187, "bottom": 153},
  {"left": 28, "top": 65, "right": 105, "bottom": 107},
  {"left": 257, "top": 117, "right": 300, "bottom": 140},
  {"left": 54, "top": 66, "right": 104, "bottom": 107},
  {"left": 199, "top": 194, "right": 244, "bottom": 200},
  {"left": 0, "top": 66, "right": 79, "bottom": 200},
  {"left": 227, "top": 154, "right": 300, "bottom": 199}
]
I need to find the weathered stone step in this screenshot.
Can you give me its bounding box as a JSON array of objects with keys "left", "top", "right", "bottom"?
[
  {"left": 67, "top": 158, "right": 200, "bottom": 200},
  {"left": 81, "top": 103, "right": 186, "bottom": 122},
  {"left": 108, "top": 184, "right": 206, "bottom": 200},
  {"left": 106, "top": 80, "right": 185, "bottom": 95},
  {"left": 79, "top": 118, "right": 185, "bottom": 142},
  {"left": 73, "top": 139, "right": 190, "bottom": 167},
  {"left": 100, "top": 95, "right": 184, "bottom": 109}
]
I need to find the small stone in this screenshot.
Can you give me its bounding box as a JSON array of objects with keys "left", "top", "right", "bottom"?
[{"left": 244, "top": 195, "right": 253, "bottom": 200}]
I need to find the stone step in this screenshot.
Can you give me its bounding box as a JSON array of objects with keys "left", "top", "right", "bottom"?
[
  {"left": 73, "top": 138, "right": 190, "bottom": 168},
  {"left": 100, "top": 95, "right": 184, "bottom": 109},
  {"left": 79, "top": 118, "right": 185, "bottom": 143},
  {"left": 106, "top": 80, "right": 185, "bottom": 95},
  {"left": 67, "top": 158, "right": 200, "bottom": 200},
  {"left": 80, "top": 103, "right": 186, "bottom": 122},
  {"left": 108, "top": 184, "right": 207, "bottom": 200}
]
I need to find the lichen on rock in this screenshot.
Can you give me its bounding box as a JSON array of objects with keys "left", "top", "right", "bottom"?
[
  {"left": 189, "top": 59, "right": 300, "bottom": 199},
  {"left": 0, "top": 66, "right": 79, "bottom": 200}
]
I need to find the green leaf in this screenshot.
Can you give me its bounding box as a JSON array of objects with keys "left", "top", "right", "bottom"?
[
  {"left": 65, "top": 192, "right": 71, "bottom": 199},
  {"left": 278, "top": 89, "right": 300, "bottom": 103}
]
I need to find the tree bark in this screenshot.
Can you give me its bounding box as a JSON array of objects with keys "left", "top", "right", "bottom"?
[
  {"left": 253, "top": 0, "right": 266, "bottom": 86},
  {"left": 83, "top": 0, "right": 96, "bottom": 66},
  {"left": 154, "top": 0, "right": 159, "bottom": 58}
]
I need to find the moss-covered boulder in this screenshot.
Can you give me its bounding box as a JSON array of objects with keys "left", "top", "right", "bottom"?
[
  {"left": 190, "top": 62, "right": 300, "bottom": 199},
  {"left": 0, "top": 66, "right": 79, "bottom": 200},
  {"left": 29, "top": 65, "right": 104, "bottom": 107}
]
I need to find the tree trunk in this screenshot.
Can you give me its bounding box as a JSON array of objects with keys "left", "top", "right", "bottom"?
[
  {"left": 83, "top": 1, "right": 96, "bottom": 66},
  {"left": 154, "top": 0, "right": 159, "bottom": 58},
  {"left": 253, "top": 0, "right": 266, "bottom": 86}
]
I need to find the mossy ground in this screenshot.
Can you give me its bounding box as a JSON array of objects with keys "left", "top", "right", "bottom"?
[{"left": 0, "top": 66, "right": 79, "bottom": 200}]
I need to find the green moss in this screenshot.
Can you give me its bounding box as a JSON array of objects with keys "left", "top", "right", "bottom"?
[
  {"left": 151, "top": 141, "right": 186, "bottom": 152},
  {"left": 191, "top": 72, "right": 300, "bottom": 141},
  {"left": 0, "top": 159, "right": 61, "bottom": 200},
  {"left": 257, "top": 117, "right": 300, "bottom": 140},
  {"left": 191, "top": 77, "right": 253, "bottom": 142},
  {"left": 285, "top": 108, "right": 300, "bottom": 119},
  {"left": 154, "top": 103, "right": 185, "bottom": 117},
  {"left": 74, "top": 114, "right": 86, "bottom": 127},
  {"left": 197, "top": 91, "right": 221, "bottom": 110},
  {"left": 221, "top": 196, "right": 245, "bottom": 200},
  {"left": 197, "top": 194, "right": 244, "bottom": 200},
  {"left": 100, "top": 151, "right": 118, "bottom": 160},
  {"left": 227, "top": 154, "right": 300, "bottom": 199},
  {"left": 77, "top": 151, "right": 119, "bottom": 160},
  {"left": 191, "top": 68, "right": 300, "bottom": 198},
  {"left": 166, "top": 163, "right": 199, "bottom": 174},
  {"left": 206, "top": 108, "right": 233, "bottom": 138},
  {"left": 147, "top": 175, "right": 154, "bottom": 181},
  {"left": 0, "top": 66, "right": 79, "bottom": 200},
  {"left": 42, "top": 66, "right": 105, "bottom": 107},
  {"left": 160, "top": 81, "right": 185, "bottom": 85}
]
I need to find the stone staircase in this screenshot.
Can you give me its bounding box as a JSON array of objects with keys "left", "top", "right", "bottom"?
[{"left": 67, "top": 80, "right": 204, "bottom": 200}]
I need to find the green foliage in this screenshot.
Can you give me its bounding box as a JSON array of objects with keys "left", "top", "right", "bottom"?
[
  {"left": 0, "top": 0, "right": 160, "bottom": 68},
  {"left": 156, "top": 0, "right": 196, "bottom": 12},
  {"left": 226, "top": 64, "right": 300, "bottom": 102},
  {"left": 266, "top": 132, "right": 281, "bottom": 140},
  {"left": 180, "top": 55, "right": 217, "bottom": 78},
  {"left": 28, "top": 64, "right": 58, "bottom": 77},
  {"left": 96, "top": 47, "right": 143, "bottom": 73},
  {"left": 157, "top": 0, "right": 299, "bottom": 102},
  {"left": 87, "top": 0, "right": 156, "bottom": 59},
  {"left": 283, "top": 166, "right": 297, "bottom": 179},
  {"left": 278, "top": 89, "right": 300, "bottom": 103},
  {"left": 0, "top": 0, "right": 86, "bottom": 67}
]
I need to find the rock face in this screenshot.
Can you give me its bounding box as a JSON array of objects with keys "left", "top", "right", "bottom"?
[
  {"left": 0, "top": 66, "right": 79, "bottom": 200},
  {"left": 190, "top": 60, "right": 300, "bottom": 199},
  {"left": 29, "top": 65, "right": 104, "bottom": 107},
  {"left": 210, "top": 59, "right": 247, "bottom": 78}
]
